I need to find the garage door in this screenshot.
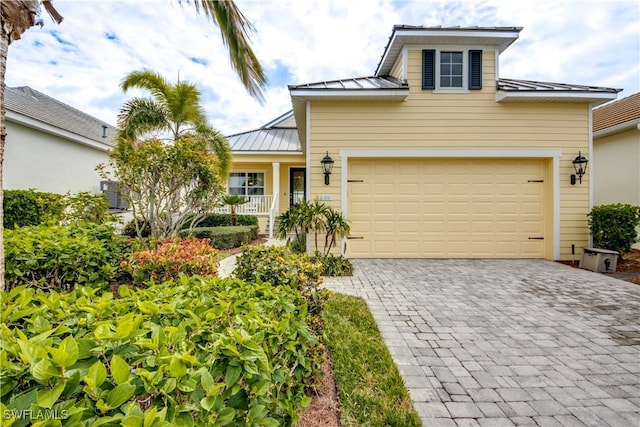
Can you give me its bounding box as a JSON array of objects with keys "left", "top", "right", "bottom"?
[{"left": 347, "top": 158, "right": 547, "bottom": 258}]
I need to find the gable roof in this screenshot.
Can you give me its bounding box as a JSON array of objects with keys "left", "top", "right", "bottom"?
[
  {"left": 226, "top": 112, "right": 301, "bottom": 153},
  {"left": 5, "top": 86, "right": 117, "bottom": 148},
  {"left": 592, "top": 92, "right": 640, "bottom": 136},
  {"left": 376, "top": 25, "right": 522, "bottom": 76}
]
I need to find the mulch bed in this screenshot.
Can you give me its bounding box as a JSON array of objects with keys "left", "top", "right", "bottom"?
[{"left": 559, "top": 248, "right": 640, "bottom": 285}]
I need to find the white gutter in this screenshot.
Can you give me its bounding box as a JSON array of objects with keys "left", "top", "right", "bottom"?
[{"left": 593, "top": 119, "right": 640, "bottom": 138}]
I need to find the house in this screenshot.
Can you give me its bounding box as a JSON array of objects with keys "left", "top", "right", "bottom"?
[
  {"left": 229, "top": 26, "right": 621, "bottom": 260},
  {"left": 592, "top": 92, "right": 640, "bottom": 206},
  {"left": 4, "top": 86, "right": 121, "bottom": 205}
]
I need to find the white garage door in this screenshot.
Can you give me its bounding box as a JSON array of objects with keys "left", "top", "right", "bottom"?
[{"left": 347, "top": 158, "right": 547, "bottom": 258}]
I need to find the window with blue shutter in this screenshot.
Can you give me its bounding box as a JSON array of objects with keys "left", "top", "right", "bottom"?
[
  {"left": 469, "top": 50, "right": 482, "bottom": 90},
  {"left": 422, "top": 49, "right": 435, "bottom": 89}
]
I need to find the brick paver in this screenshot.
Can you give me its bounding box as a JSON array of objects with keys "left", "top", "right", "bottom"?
[{"left": 323, "top": 259, "right": 640, "bottom": 426}]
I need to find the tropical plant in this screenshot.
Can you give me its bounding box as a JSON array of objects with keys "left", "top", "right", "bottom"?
[
  {"left": 118, "top": 69, "right": 232, "bottom": 176},
  {"left": 0, "top": 0, "right": 266, "bottom": 290},
  {"left": 221, "top": 194, "right": 248, "bottom": 226},
  {"left": 323, "top": 209, "right": 351, "bottom": 255},
  {"left": 98, "top": 135, "right": 225, "bottom": 241},
  {"left": 276, "top": 201, "right": 350, "bottom": 255}
]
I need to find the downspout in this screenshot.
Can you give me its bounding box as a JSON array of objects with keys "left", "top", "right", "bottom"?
[{"left": 588, "top": 102, "right": 595, "bottom": 247}]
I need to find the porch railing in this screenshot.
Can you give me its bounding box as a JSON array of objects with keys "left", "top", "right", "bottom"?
[{"left": 214, "top": 195, "right": 273, "bottom": 215}]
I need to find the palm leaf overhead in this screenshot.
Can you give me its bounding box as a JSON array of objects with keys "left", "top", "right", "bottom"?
[
  {"left": 191, "top": 0, "right": 266, "bottom": 103},
  {"left": 118, "top": 69, "right": 231, "bottom": 177}
]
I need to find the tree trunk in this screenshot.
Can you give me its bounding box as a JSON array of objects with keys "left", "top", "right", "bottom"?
[{"left": 0, "top": 28, "right": 7, "bottom": 291}]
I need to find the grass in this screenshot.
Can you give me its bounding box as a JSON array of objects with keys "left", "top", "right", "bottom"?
[{"left": 323, "top": 293, "right": 422, "bottom": 427}]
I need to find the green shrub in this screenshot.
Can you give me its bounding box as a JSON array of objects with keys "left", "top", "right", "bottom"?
[
  {"left": 1, "top": 276, "right": 322, "bottom": 426},
  {"left": 180, "top": 225, "right": 258, "bottom": 250},
  {"left": 61, "top": 192, "right": 113, "bottom": 225},
  {"left": 3, "top": 189, "right": 64, "bottom": 228},
  {"left": 588, "top": 204, "right": 640, "bottom": 253},
  {"left": 4, "top": 223, "right": 129, "bottom": 292},
  {"left": 123, "top": 237, "right": 219, "bottom": 285},
  {"left": 185, "top": 213, "right": 259, "bottom": 228},
  {"left": 121, "top": 217, "right": 152, "bottom": 238},
  {"left": 234, "top": 246, "right": 328, "bottom": 316},
  {"left": 312, "top": 253, "right": 354, "bottom": 276},
  {"left": 289, "top": 234, "right": 306, "bottom": 254}
]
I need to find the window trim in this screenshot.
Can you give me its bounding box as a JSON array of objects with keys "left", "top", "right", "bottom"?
[
  {"left": 227, "top": 170, "right": 267, "bottom": 197},
  {"left": 421, "top": 47, "right": 483, "bottom": 93}
]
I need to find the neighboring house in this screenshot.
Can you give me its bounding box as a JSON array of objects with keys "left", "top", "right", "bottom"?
[
  {"left": 592, "top": 92, "right": 640, "bottom": 206},
  {"left": 230, "top": 25, "right": 621, "bottom": 260},
  {"left": 4, "top": 86, "right": 121, "bottom": 205}
]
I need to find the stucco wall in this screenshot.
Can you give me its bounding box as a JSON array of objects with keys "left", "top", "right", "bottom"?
[
  {"left": 593, "top": 127, "right": 640, "bottom": 206},
  {"left": 4, "top": 121, "right": 110, "bottom": 194}
]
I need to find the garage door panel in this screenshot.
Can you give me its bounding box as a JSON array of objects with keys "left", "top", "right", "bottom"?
[{"left": 348, "top": 158, "right": 547, "bottom": 258}]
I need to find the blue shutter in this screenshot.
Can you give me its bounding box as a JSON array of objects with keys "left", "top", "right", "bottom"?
[
  {"left": 422, "top": 49, "right": 435, "bottom": 90},
  {"left": 469, "top": 50, "right": 482, "bottom": 90}
]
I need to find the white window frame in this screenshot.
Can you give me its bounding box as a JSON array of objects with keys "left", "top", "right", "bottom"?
[
  {"left": 435, "top": 49, "right": 468, "bottom": 93},
  {"left": 227, "top": 170, "right": 266, "bottom": 196}
]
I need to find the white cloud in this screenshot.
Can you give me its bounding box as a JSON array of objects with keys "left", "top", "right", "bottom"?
[{"left": 5, "top": 0, "right": 639, "bottom": 135}]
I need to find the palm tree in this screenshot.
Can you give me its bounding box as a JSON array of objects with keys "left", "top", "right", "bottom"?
[
  {"left": 324, "top": 209, "right": 351, "bottom": 256},
  {"left": 0, "top": 0, "right": 266, "bottom": 290},
  {"left": 118, "top": 69, "right": 232, "bottom": 176},
  {"left": 221, "top": 194, "right": 248, "bottom": 226}
]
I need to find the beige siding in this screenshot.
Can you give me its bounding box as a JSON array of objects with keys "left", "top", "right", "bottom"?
[
  {"left": 389, "top": 56, "right": 404, "bottom": 80},
  {"left": 279, "top": 115, "right": 297, "bottom": 127},
  {"left": 308, "top": 48, "right": 592, "bottom": 260},
  {"left": 593, "top": 128, "right": 640, "bottom": 205}
]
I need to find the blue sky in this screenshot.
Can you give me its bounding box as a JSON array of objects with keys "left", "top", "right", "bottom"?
[{"left": 6, "top": 0, "right": 639, "bottom": 135}]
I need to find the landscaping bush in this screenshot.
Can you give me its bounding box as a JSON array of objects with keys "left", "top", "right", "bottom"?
[
  {"left": 311, "top": 253, "right": 354, "bottom": 277},
  {"left": 234, "top": 246, "right": 328, "bottom": 316},
  {"left": 179, "top": 225, "right": 259, "bottom": 250},
  {"left": 60, "top": 192, "right": 113, "bottom": 225},
  {"left": 183, "top": 213, "right": 259, "bottom": 228},
  {"left": 1, "top": 276, "right": 322, "bottom": 426},
  {"left": 588, "top": 204, "right": 640, "bottom": 254},
  {"left": 122, "top": 237, "right": 219, "bottom": 285},
  {"left": 3, "top": 189, "right": 64, "bottom": 228},
  {"left": 4, "top": 223, "right": 130, "bottom": 292}
]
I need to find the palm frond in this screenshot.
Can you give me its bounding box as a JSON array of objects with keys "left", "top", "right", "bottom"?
[
  {"left": 195, "top": 123, "right": 232, "bottom": 177},
  {"left": 117, "top": 98, "right": 170, "bottom": 140},
  {"left": 192, "top": 0, "right": 267, "bottom": 103},
  {"left": 121, "top": 69, "right": 172, "bottom": 108},
  {"left": 171, "top": 82, "right": 208, "bottom": 128}
]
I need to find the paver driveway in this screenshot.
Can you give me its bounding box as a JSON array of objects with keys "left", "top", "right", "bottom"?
[{"left": 323, "top": 259, "right": 640, "bottom": 427}]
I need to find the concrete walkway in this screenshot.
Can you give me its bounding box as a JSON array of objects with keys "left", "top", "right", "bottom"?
[{"left": 323, "top": 259, "right": 640, "bottom": 427}]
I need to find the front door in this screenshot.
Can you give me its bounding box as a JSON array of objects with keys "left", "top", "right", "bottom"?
[{"left": 289, "top": 168, "right": 306, "bottom": 207}]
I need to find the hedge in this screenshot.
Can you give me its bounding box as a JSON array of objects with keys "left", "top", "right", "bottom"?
[
  {"left": 3, "top": 189, "right": 64, "bottom": 228},
  {"left": 179, "top": 225, "right": 259, "bottom": 250},
  {"left": 0, "top": 276, "right": 322, "bottom": 426},
  {"left": 186, "top": 213, "right": 259, "bottom": 228},
  {"left": 4, "top": 223, "right": 131, "bottom": 292},
  {"left": 588, "top": 203, "right": 640, "bottom": 253}
]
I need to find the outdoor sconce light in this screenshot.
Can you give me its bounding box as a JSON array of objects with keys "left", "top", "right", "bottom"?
[
  {"left": 571, "top": 151, "right": 588, "bottom": 185},
  {"left": 320, "top": 152, "right": 334, "bottom": 185}
]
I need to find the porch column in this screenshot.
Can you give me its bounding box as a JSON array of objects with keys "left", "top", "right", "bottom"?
[
  {"left": 270, "top": 162, "right": 280, "bottom": 239},
  {"left": 272, "top": 162, "right": 280, "bottom": 210}
]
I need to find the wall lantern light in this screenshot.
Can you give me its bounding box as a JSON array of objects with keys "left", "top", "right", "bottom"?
[
  {"left": 571, "top": 151, "right": 588, "bottom": 185},
  {"left": 320, "top": 152, "right": 334, "bottom": 185}
]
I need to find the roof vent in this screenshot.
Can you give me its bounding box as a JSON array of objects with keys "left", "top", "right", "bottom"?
[{"left": 102, "top": 124, "right": 108, "bottom": 138}]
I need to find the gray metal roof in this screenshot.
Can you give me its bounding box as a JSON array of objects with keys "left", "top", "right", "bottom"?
[
  {"left": 5, "top": 86, "right": 117, "bottom": 145},
  {"left": 227, "top": 126, "right": 301, "bottom": 152},
  {"left": 289, "top": 75, "right": 407, "bottom": 91},
  {"left": 497, "top": 78, "right": 621, "bottom": 94}
]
